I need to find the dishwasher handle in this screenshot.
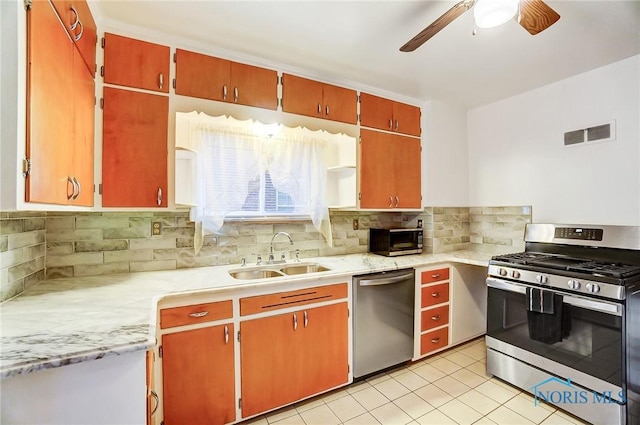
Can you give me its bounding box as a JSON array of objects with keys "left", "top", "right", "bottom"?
[{"left": 358, "top": 272, "right": 414, "bottom": 286}]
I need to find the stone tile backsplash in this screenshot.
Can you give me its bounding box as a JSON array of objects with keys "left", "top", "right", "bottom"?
[{"left": 0, "top": 206, "right": 530, "bottom": 301}]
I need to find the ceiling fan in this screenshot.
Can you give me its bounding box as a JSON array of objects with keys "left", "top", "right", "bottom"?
[{"left": 400, "top": 0, "right": 560, "bottom": 52}]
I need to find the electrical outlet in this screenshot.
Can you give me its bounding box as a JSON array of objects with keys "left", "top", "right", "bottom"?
[
  {"left": 152, "top": 222, "right": 162, "bottom": 235},
  {"left": 353, "top": 219, "right": 359, "bottom": 230},
  {"left": 417, "top": 219, "right": 423, "bottom": 228}
]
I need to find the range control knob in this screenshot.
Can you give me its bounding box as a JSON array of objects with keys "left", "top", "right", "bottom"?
[
  {"left": 568, "top": 280, "right": 581, "bottom": 290},
  {"left": 586, "top": 283, "right": 601, "bottom": 293},
  {"left": 536, "top": 275, "right": 549, "bottom": 284},
  {"left": 511, "top": 270, "right": 521, "bottom": 279},
  {"left": 499, "top": 268, "right": 508, "bottom": 277}
]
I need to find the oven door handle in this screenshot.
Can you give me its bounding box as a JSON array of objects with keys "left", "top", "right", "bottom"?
[{"left": 487, "top": 277, "right": 622, "bottom": 316}]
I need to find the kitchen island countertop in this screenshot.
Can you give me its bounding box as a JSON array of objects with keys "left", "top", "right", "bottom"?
[{"left": 0, "top": 250, "right": 495, "bottom": 379}]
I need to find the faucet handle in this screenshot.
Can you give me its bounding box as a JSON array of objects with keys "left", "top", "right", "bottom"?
[
  {"left": 252, "top": 253, "right": 262, "bottom": 265},
  {"left": 240, "top": 257, "right": 246, "bottom": 267},
  {"left": 295, "top": 249, "right": 301, "bottom": 262},
  {"left": 280, "top": 252, "right": 287, "bottom": 262}
]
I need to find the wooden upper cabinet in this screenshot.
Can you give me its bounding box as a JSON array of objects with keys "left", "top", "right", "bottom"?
[
  {"left": 102, "top": 33, "right": 170, "bottom": 93},
  {"left": 26, "top": 0, "right": 93, "bottom": 206},
  {"left": 282, "top": 73, "right": 357, "bottom": 124},
  {"left": 360, "top": 92, "right": 421, "bottom": 137},
  {"left": 50, "top": 0, "right": 97, "bottom": 75},
  {"left": 175, "top": 49, "right": 277, "bottom": 110},
  {"left": 102, "top": 87, "right": 168, "bottom": 207}
]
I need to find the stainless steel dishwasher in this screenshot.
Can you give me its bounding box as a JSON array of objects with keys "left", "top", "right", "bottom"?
[{"left": 352, "top": 268, "right": 415, "bottom": 378}]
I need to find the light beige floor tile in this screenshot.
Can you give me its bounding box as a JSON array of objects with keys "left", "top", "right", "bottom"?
[
  {"left": 473, "top": 417, "right": 498, "bottom": 424},
  {"left": 347, "top": 379, "right": 373, "bottom": 394},
  {"left": 414, "top": 383, "right": 454, "bottom": 408},
  {"left": 322, "top": 388, "right": 349, "bottom": 403},
  {"left": 504, "top": 393, "right": 555, "bottom": 424},
  {"left": 298, "top": 404, "right": 340, "bottom": 425},
  {"left": 412, "top": 363, "right": 446, "bottom": 382},
  {"left": 445, "top": 351, "right": 477, "bottom": 368},
  {"left": 486, "top": 406, "right": 535, "bottom": 425},
  {"left": 270, "top": 413, "right": 306, "bottom": 425},
  {"left": 475, "top": 380, "right": 519, "bottom": 404},
  {"left": 466, "top": 361, "right": 491, "bottom": 378},
  {"left": 351, "top": 386, "right": 391, "bottom": 411},
  {"left": 393, "top": 392, "right": 435, "bottom": 419},
  {"left": 450, "top": 368, "right": 488, "bottom": 388},
  {"left": 490, "top": 378, "right": 521, "bottom": 395},
  {"left": 539, "top": 412, "right": 577, "bottom": 425},
  {"left": 432, "top": 375, "right": 472, "bottom": 398},
  {"left": 394, "top": 370, "right": 429, "bottom": 391},
  {"left": 390, "top": 365, "right": 412, "bottom": 378},
  {"left": 266, "top": 406, "right": 298, "bottom": 423},
  {"left": 439, "top": 399, "right": 483, "bottom": 425},
  {"left": 243, "top": 415, "right": 268, "bottom": 425},
  {"left": 430, "top": 357, "right": 463, "bottom": 374},
  {"left": 552, "top": 409, "right": 591, "bottom": 424},
  {"left": 295, "top": 396, "right": 325, "bottom": 413},
  {"left": 367, "top": 372, "right": 392, "bottom": 385},
  {"left": 326, "top": 393, "right": 367, "bottom": 422},
  {"left": 374, "top": 377, "right": 412, "bottom": 400},
  {"left": 344, "top": 412, "right": 382, "bottom": 425},
  {"left": 456, "top": 389, "right": 501, "bottom": 415},
  {"left": 458, "top": 344, "right": 487, "bottom": 361},
  {"left": 415, "top": 409, "right": 458, "bottom": 425},
  {"left": 370, "top": 402, "right": 414, "bottom": 425}
]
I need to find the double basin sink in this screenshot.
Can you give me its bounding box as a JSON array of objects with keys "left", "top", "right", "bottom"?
[{"left": 229, "top": 262, "right": 330, "bottom": 280}]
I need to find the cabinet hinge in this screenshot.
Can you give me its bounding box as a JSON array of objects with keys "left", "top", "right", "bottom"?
[
  {"left": 22, "top": 158, "right": 31, "bottom": 178},
  {"left": 24, "top": 0, "right": 32, "bottom": 11},
  {"left": 358, "top": 192, "right": 362, "bottom": 200},
  {"left": 358, "top": 136, "right": 362, "bottom": 143},
  {"left": 237, "top": 330, "right": 241, "bottom": 342},
  {"left": 98, "top": 183, "right": 103, "bottom": 195},
  {"left": 172, "top": 78, "right": 176, "bottom": 89},
  {"left": 101, "top": 37, "right": 105, "bottom": 48},
  {"left": 99, "top": 98, "right": 104, "bottom": 109},
  {"left": 357, "top": 113, "right": 360, "bottom": 123},
  {"left": 100, "top": 65, "right": 104, "bottom": 78},
  {"left": 173, "top": 52, "right": 177, "bottom": 63},
  {"left": 357, "top": 94, "right": 360, "bottom": 103},
  {"left": 93, "top": 184, "right": 96, "bottom": 194},
  {"left": 278, "top": 98, "right": 283, "bottom": 108},
  {"left": 158, "top": 345, "right": 163, "bottom": 358},
  {"left": 238, "top": 398, "right": 242, "bottom": 409},
  {"left": 160, "top": 421, "right": 164, "bottom": 425},
  {"left": 279, "top": 75, "right": 284, "bottom": 85}
]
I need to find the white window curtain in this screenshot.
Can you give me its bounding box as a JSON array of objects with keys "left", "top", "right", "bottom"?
[{"left": 176, "top": 112, "right": 336, "bottom": 254}]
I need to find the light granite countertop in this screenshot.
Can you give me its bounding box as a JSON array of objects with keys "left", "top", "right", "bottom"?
[{"left": 0, "top": 251, "right": 494, "bottom": 379}]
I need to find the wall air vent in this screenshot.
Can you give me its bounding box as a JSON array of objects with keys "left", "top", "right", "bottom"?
[{"left": 564, "top": 120, "right": 616, "bottom": 147}]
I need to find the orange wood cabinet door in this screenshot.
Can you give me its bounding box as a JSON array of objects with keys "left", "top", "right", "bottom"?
[
  {"left": 103, "top": 33, "right": 170, "bottom": 93},
  {"left": 102, "top": 87, "right": 168, "bottom": 207},
  {"left": 360, "top": 93, "right": 421, "bottom": 137},
  {"left": 393, "top": 101, "right": 421, "bottom": 137},
  {"left": 281, "top": 73, "right": 324, "bottom": 118},
  {"left": 240, "top": 302, "right": 349, "bottom": 418},
  {"left": 359, "top": 129, "right": 421, "bottom": 209},
  {"left": 175, "top": 49, "right": 230, "bottom": 102},
  {"left": 146, "top": 350, "right": 157, "bottom": 425},
  {"left": 50, "top": 0, "right": 97, "bottom": 75},
  {"left": 230, "top": 61, "right": 278, "bottom": 110},
  {"left": 161, "top": 324, "right": 235, "bottom": 425},
  {"left": 359, "top": 129, "right": 396, "bottom": 209},
  {"left": 322, "top": 83, "right": 357, "bottom": 124}
]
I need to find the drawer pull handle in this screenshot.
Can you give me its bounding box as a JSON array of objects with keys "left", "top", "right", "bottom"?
[
  {"left": 431, "top": 315, "right": 441, "bottom": 321},
  {"left": 69, "top": 6, "right": 79, "bottom": 30},
  {"left": 224, "top": 325, "right": 229, "bottom": 344},
  {"left": 158, "top": 73, "right": 164, "bottom": 90},
  {"left": 431, "top": 292, "right": 440, "bottom": 298},
  {"left": 223, "top": 85, "right": 228, "bottom": 100},
  {"left": 304, "top": 310, "right": 308, "bottom": 328},
  {"left": 188, "top": 311, "right": 209, "bottom": 318},
  {"left": 431, "top": 274, "right": 440, "bottom": 279},
  {"left": 431, "top": 337, "right": 441, "bottom": 344}
]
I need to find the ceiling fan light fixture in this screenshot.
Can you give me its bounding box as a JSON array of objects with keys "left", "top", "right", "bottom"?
[{"left": 473, "top": 0, "right": 519, "bottom": 29}]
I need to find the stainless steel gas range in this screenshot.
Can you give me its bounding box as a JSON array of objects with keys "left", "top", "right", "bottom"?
[{"left": 486, "top": 223, "right": 640, "bottom": 425}]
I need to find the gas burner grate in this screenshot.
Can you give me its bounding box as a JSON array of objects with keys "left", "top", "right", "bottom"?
[
  {"left": 567, "top": 262, "right": 640, "bottom": 279},
  {"left": 491, "top": 252, "right": 554, "bottom": 265}
]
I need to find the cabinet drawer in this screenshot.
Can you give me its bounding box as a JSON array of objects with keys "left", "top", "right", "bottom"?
[
  {"left": 420, "top": 327, "right": 449, "bottom": 355},
  {"left": 240, "top": 283, "right": 347, "bottom": 316},
  {"left": 421, "top": 282, "right": 450, "bottom": 308},
  {"left": 421, "top": 267, "right": 449, "bottom": 284},
  {"left": 421, "top": 305, "right": 449, "bottom": 331},
  {"left": 160, "top": 300, "right": 233, "bottom": 329}
]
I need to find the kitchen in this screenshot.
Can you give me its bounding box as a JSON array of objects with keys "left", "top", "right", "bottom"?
[{"left": 1, "top": 1, "right": 640, "bottom": 424}]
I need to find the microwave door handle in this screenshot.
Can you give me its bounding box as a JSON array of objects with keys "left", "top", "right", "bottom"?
[{"left": 359, "top": 272, "right": 414, "bottom": 286}]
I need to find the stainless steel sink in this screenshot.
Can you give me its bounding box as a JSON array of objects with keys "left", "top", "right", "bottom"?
[
  {"left": 280, "top": 264, "right": 331, "bottom": 275},
  {"left": 228, "top": 262, "right": 330, "bottom": 279}
]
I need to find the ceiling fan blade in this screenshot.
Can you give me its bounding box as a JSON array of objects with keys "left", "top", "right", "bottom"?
[
  {"left": 518, "top": 0, "right": 560, "bottom": 35},
  {"left": 400, "top": 0, "right": 476, "bottom": 52}
]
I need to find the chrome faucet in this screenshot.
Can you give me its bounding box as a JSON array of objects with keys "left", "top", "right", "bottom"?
[{"left": 268, "top": 232, "right": 294, "bottom": 264}]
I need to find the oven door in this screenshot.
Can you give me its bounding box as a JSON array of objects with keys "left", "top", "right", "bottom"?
[{"left": 486, "top": 277, "right": 624, "bottom": 397}]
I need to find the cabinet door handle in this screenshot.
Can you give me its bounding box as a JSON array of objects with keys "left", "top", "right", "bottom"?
[
  {"left": 67, "top": 177, "right": 76, "bottom": 200},
  {"left": 431, "top": 315, "right": 441, "bottom": 321},
  {"left": 388, "top": 119, "right": 393, "bottom": 130},
  {"left": 73, "top": 20, "right": 84, "bottom": 41},
  {"left": 325, "top": 105, "right": 329, "bottom": 116},
  {"left": 431, "top": 337, "right": 441, "bottom": 344},
  {"left": 317, "top": 103, "right": 322, "bottom": 115},
  {"left": 188, "top": 311, "right": 208, "bottom": 318},
  {"left": 72, "top": 177, "right": 81, "bottom": 200},
  {"left": 395, "top": 195, "right": 399, "bottom": 207},
  {"left": 304, "top": 310, "right": 308, "bottom": 328},
  {"left": 223, "top": 85, "right": 228, "bottom": 100},
  {"left": 158, "top": 73, "right": 164, "bottom": 90},
  {"left": 224, "top": 325, "right": 229, "bottom": 344},
  {"left": 69, "top": 5, "right": 79, "bottom": 30},
  {"left": 395, "top": 120, "right": 399, "bottom": 131},
  {"left": 432, "top": 292, "right": 441, "bottom": 298},
  {"left": 234, "top": 87, "right": 238, "bottom": 102},
  {"left": 293, "top": 313, "right": 298, "bottom": 331},
  {"left": 432, "top": 274, "right": 441, "bottom": 279},
  {"left": 389, "top": 195, "right": 393, "bottom": 208},
  {"left": 157, "top": 187, "right": 163, "bottom": 206},
  {"left": 150, "top": 390, "right": 159, "bottom": 416}
]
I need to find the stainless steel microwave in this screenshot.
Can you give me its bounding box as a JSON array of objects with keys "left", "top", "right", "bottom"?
[{"left": 369, "top": 228, "right": 423, "bottom": 256}]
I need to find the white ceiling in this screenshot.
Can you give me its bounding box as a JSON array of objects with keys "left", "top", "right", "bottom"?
[{"left": 93, "top": 1, "right": 640, "bottom": 109}]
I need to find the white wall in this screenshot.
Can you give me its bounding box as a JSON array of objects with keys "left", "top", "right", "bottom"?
[
  {"left": 468, "top": 55, "right": 640, "bottom": 225},
  {"left": 422, "top": 100, "right": 469, "bottom": 206}
]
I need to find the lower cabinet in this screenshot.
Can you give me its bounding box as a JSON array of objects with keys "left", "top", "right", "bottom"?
[
  {"left": 415, "top": 266, "right": 451, "bottom": 358},
  {"left": 161, "top": 324, "right": 235, "bottom": 425},
  {"left": 240, "top": 302, "right": 349, "bottom": 418}
]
